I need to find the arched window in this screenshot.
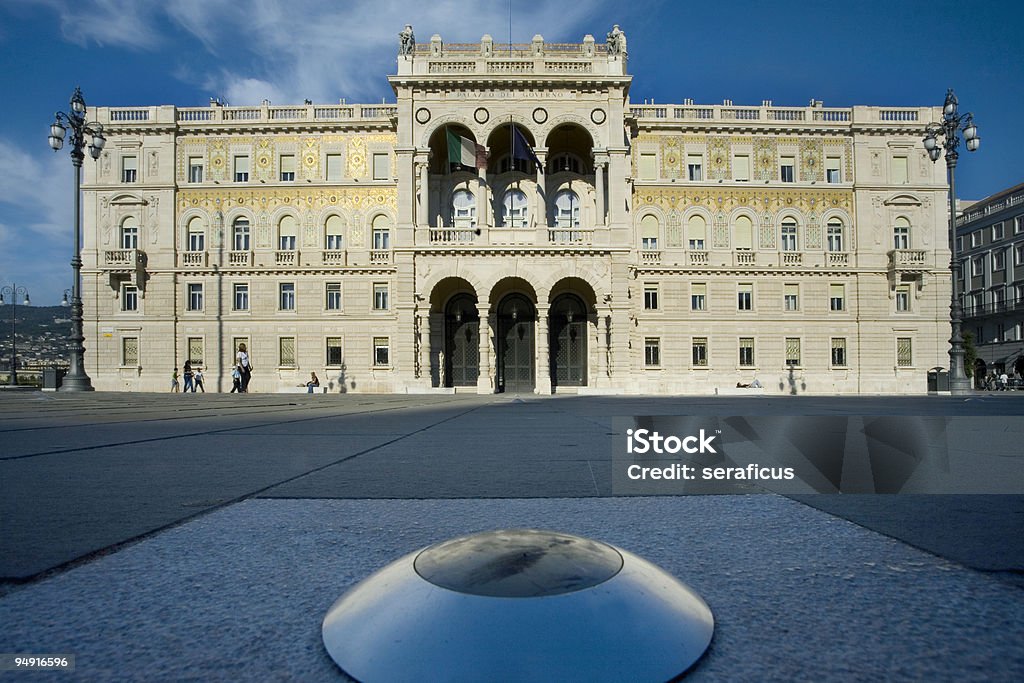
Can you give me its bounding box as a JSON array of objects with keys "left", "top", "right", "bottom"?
[
  {"left": 547, "top": 153, "right": 581, "bottom": 174},
  {"left": 827, "top": 219, "right": 845, "bottom": 252},
  {"left": 894, "top": 217, "right": 910, "bottom": 249},
  {"left": 232, "top": 218, "right": 250, "bottom": 251},
  {"left": 452, "top": 189, "right": 476, "bottom": 228},
  {"left": 553, "top": 190, "right": 580, "bottom": 228},
  {"left": 325, "top": 215, "right": 344, "bottom": 250},
  {"left": 687, "top": 215, "right": 707, "bottom": 250},
  {"left": 781, "top": 218, "right": 798, "bottom": 251},
  {"left": 734, "top": 215, "right": 753, "bottom": 250},
  {"left": 639, "top": 214, "right": 659, "bottom": 250},
  {"left": 502, "top": 189, "right": 528, "bottom": 227},
  {"left": 498, "top": 156, "right": 531, "bottom": 175},
  {"left": 278, "top": 215, "right": 297, "bottom": 251},
  {"left": 186, "top": 217, "right": 205, "bottom": 252},
  {"left": 120, "top": 217, "right": 139, "bottom": 250},
  {"left": 372, "top": 214, "right": 391, "bottom": 250}
]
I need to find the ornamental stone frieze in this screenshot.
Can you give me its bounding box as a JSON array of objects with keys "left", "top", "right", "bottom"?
[
  {"left": 632, "top": 187, "right": 853, "bottom": 217},
  {"left": 177, "top": 187, "right": 398, "bottom": 214}
]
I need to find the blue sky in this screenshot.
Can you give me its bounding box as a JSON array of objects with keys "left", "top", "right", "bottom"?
[{"left": 1, "top": 0, "right": 1021, "bottom": 305}]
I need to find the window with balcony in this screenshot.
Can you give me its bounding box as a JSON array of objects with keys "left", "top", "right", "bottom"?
[
  {"left": 452, "top": 189, "right": 476, "bottom": 228},
  {"left": 827, "top": 220, "right": 844, "bottom": 251},
  {"left": 734, "top": 215, "right": 753, "bottom": 250},
  {"left": 120, "top": 220, "right": 139, "bottom": 250},
  {"left": 739, "top": 338, "right": 755, "bottom": 366},
  {"left": 502, "top": 189, "right": 529, "bottom": 227},
  {"left": 893, "top": 218, "right": 911, "bottom": 249},
  {"left": 325, "top": 215, "right": 344, "bottom": 250},
  {"left": 279, "top": 154, "right": 296, "bottom": 181},
  {"left": 692, "top": 337, "right": 708, "bottom": 367},
  {"left": 831, "top": 338, "right": 847, "bottom": 367},
  {"left": 643, "top": 284, "right": 659, "bottom": 310},
  {"left": 644, "top": 338, "right": 661, "bottom": 367},
  {"left": 639, "top": 214, "right": 659, "bottom": 251},
  {"left": 233, "top": 155, "right": 249, "bottom": 182},
  {"left": 122, "top": 284, "right": 139, "bottom": 312},
  {"left": 825, "top": 156, "right": 841, "bottom": 183},
  {"left": 188, "top": 156, "right": 203, "bottom": 183},
  {"left": 187, "top": 283, "right": 203, "bottom": 311},
  {"left": 691, "top": 283, "right": 707, "bottom": 311},
  {"left": 687, "top": 154, "right": 703, "bottom": 181},
  {"left": 372, "top": 153, "right": 389, "bottom": 180},
  {"left": 326, "top": 282, "right": 342, "bottom": 310},
  {"left": 373, "top": 283, "right": 389, "bottom": 311},
  {"left": 784, "top": 283, "right": 799, "bottom": 311},
  {"left": 829, "top": 283, "right": 845, "bottom": 311},
  {"left": 326, "top": 153, "right": 342, "bottom": 181},
  {"left": 780, "top": 156, "right": 795, "bottom": 183},
  {"left": 372, "top": 217, "right": 391, "bottom": 250},
  {"left": 187, "top": 217, "right": 205, "bottom": 251},
  {"left": 785, "top": 338, "right": 801, "bottom": 366},
  {"left": 279, "top": 283, "right": 295, "bottom": 311},
  {"left": 233, "top": 283, "right": 249, "bottom": 311},
  {"left": 737, "top": 283, "right": 752, "bottom": 310},
  {"left": 373, "top": 337, "right": 390, "bottom": 366},
  {"left": 781, "top": 221, "right": 798, "bottom": 251},
  {"left": 687, "top": 215, "right": 707, "bottom": 250},
  {"left": 326, "top": 337, "right": 343, "bottom": 366},
  {"left": 122, "top": 156, "right": 137, "bottom": 183},
  {"left": 279, "top": 215, "right": 297, "bottom": 251},
  {"left": 734, "top": 155, "right": 750, "bottom": 182},
  {"left": 553, "top": 190, "right": 580, "bottom": 228},
  {"left": 233, "top": 218, "right": 250, "bottom": 251}
]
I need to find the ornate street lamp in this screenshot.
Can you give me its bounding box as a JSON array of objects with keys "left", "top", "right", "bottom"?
[
  {"left": 0, "top": 284, "right": 31, "bottom": 386},
  {"left": 48, "top": 87, "right": 106, "bottom": 391},
  {"left": 923, "top": 89, "right": 980, "bottom": 395}
]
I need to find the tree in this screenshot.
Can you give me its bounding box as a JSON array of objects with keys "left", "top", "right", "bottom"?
[{"left": 962, "top": 331, "right": 978, "bottom": 378}]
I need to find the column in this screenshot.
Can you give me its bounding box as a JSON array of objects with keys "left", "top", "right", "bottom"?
[
  {"left": 476, "top": 165, "right": 488, "bottom": 230},
  {"left": 535, "top": 148, "right": 548, "bottom": 229},
  {"left": 594, "top": 160, "right": 606, "bottom": 227},
  {"left": 536, "top": 294, "right": 552, "bottom": 394},
  {"left": 418, "top": 308, "right": 431, "bottom": 385},
  {"left": 416, "top": 155, "right": 430, "bottom": 228},
  {"left": 595, "top": 308, "right": 609, "bottom": 385},
  {"left": 476, "top": 300, "right": 493, "bottom": 393}
]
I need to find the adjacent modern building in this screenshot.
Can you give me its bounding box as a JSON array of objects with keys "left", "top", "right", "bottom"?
[
  {"left": 955, "top": 182, "right": 1024, "bottom": 383},
  {"left": 81, "top": 27, "right": 955, "bottom": 394}
]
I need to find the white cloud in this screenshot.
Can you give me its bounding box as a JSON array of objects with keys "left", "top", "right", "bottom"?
[{"left": 25, "top": 0, "right": 163, "bottom": 49}]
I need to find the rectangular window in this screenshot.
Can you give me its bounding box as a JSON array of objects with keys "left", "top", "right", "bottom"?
[
  {"left": 739, "top": 338, "right": 755, "bottom": 367},
  {"left": 894, "top": 227, "right": 910, "bottom": 250},
  {"left": 372, "top": 153, "right": 389, "bottom": 180},
  {"left": 279, "top": 233, "right": 296, "bottom": 251},
  {"left": 891, "top": 156, "right": 908, "bottom": 184},
  {"left": 643, "top": 284, "right": 659, "bottom": 310},
  {"left": 187, "top": 283, "right": 203, "bottom": 311},
  {"left": 687, "top": 154, "right": 703, "bottom": 181},
  {"left": 279, "top": 283, "right": 295, "bottom": 311},
  {"left": 233, "top": 283, "right": 249, "bottom": 311},
  {"left": 644, "top": 338, "right": 661, "bottom": 367},
  {"left": 373, "top": 283, "right": 389, "bottom": 311},
  {"left": 122, "top": 156, "right": 137, "bottom": 183},
  {"left": 956, "top": 236, "right": 964, "bottom": 253},
  {"left": 122, "top": 284, "right": 139, "bottom": 312},
  {"left": 639, "top": 153, "right": 657, "bottom": 180},
  {"left": 784, "top": 283, "right": 799, "bottom": 311},
  {"left": 1016, "top": 216, "right": 1024, "bottom": 234},
  {"left": 827, "top": 223, "right": 844, "bottom": 251},
  {"left": 326, "top": 337, "right": 344, "bottom": 366},
  {"left": 970, "top": 230, "right": 982, "bottom": 248},
  {"left": 781, "top": 224, "right": 798, "bottom": 251},
  {"left": 279, "top": 337, "right": 296, "bottom": 367},
  {"left": 692, "top": 337, "right": 708, "bottom": 367},
  {"left": 780, "top": 156, "right": 795, "bottom": 183},
  {"left": 972, "top": 255, "right": 984, "bottom": 277},
  {"left": 1015, "top": 244, "right": 1024, "bottom": 266},
  {"left": 279, "top": 154, "right": 296, "bottom": 181},
  {"left": 829, "top": 283, "right": 845, "bottom": 311},
  {"left": 992, "top": 222, "right": 1004, "bottom": 241},
  {"left": 373, "top": 337, "right": 390, "bottom": 366},
  {"left": 373, "top": 228, "right": 390, "bottom": 250},
  {"left": 233, "top": 222, "right": 251, "bottom": 251},
  {"left": 691, "top": 283, "right": 706, "bottom": 311},
  {"left": 326, "top": 153, "right": 342, "bottom": 181},
  {"left": 825, "top": 156, "right": 841, "bottom": 183},
  {"left": 234, "top": 155, "right": 249, "bottom": 182},
  {"left": 188, "top": 227, "right": 205, "bottom": 252},
  {"left": 187, "top": 337, "right": 204, "bottom": 366},
  {"left": 122, "top": 337, "right": 139, "bottom": 366},
  {"left": 896, "top": 285, "right": 910, "bottom": 312},
  {"left": 326, "top": 282, "right": 342, "bottom": 310},
  {"left": 737, "top": 283, "right": 752, "bottom": 311},
  {"left": 897, "top": 337, "right": 913, "bottom": 367},
  {"left": 831, "top": 338, "right": 847, "bottom": 367},
  {"left": 785, "top": 337, "right": 801, "bottom": 367},
  {"left": 734, "top": 154, "right": 750, "bottom": 182},
  {"left": 188, "top": 156, "right": 204, "bottom": 183},
  {"left": 641, "top": 236, "right": 659, "bottom": 250},
  {"left": 993, "top": 250, "right": 1005, "bottom": 271}
]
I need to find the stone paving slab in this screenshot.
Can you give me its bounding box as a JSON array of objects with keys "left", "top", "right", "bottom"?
[{"left": 1, "top": 497, "right": 1021, "bottom": 682}]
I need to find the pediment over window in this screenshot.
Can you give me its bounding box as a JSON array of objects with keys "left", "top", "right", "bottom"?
[
  {"left": 109, "top": 193, "right": 148, "bottom": 206},
  {"left": 883, "top": 193, "right": 922, "bottom": 207}
]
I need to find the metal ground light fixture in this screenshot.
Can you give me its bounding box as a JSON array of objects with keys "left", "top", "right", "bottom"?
[
  {"left": 0, "top": 284, "right": 30, "bottom": 386},
  {"left": 49, "top": 87, "right": 106, "bottom": 391},
  {"left": 922, "top": 88, "right": 980, "bottom": 395}
]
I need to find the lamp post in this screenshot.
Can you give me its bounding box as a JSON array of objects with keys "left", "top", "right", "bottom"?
[
  {"left": 0, "top": 284, "right": 30, "bottom": 386},
  {"left": 923, "top": 89, "right": 980, "bottom": 395},
  {"left": 48, "top": 87, "right": 106, "bottom": 392}
]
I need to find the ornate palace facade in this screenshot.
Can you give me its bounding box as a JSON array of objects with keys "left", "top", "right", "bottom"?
[{"left": 82, "top": 28, "right": 952, "bottom": 394}]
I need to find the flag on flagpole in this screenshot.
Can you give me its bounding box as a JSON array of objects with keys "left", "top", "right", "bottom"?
[
  {"left": 511, "top": 125, "right": 542, "bottom": 173},
  {"left": 447, "top": 128, "right": 477, "bottom": 172}
]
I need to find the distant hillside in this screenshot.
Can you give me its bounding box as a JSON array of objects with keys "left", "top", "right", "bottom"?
[{"left": 0, "top": 306, "right": 71, "bottom": 342}]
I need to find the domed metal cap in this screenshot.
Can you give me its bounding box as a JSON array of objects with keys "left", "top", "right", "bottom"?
[{"left": 322, "top": 529, "right": 714, "bottom": 681}]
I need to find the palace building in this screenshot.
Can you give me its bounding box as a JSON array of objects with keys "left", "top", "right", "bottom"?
[{"left": 82, "top": 27, "right": 953, "bottom": 394}]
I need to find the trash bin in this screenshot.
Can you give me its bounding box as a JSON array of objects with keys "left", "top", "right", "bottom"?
[
  {"left": 927, "top": 367, "right": 948, "bottom": 392},
  {"left": 42, "top": 367, "right": 66, "bottom": 390}
]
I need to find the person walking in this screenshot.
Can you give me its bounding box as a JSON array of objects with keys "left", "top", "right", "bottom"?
[
  {"left": 236, "top": 343, "right": 252, "bottom": 393},
  {"left": 999, "top": 371, "right": 1009, "bottom": 391},
  {"left": 170, "top": 367, "right": 180, "bottom": 392},
  {"left": 182, "top": 360, "right": 194, "bottom": 393},
  {"left": 230, "top": 365, "right": 242, "bottom": 393},
  {"left": 194, "top": 367, "right": 205, "bottom": 393}
]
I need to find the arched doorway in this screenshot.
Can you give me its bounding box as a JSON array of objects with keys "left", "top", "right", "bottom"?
[
  {"left": 550, "top": 294, "right": 588, "bottom": 388},
  {"left": 444, "top": 293, "right": 479, "bottom": 387},
  {"left": 974, "top": 358, "right": 988, "bottom": 389},
  {"left": 497, "top": 293, "right": 535, "bottom": 393}
]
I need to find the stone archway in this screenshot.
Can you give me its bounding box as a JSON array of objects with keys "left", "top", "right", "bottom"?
[
  {"left": 444, "top": 292, "right": 480, "bottom": 387},
  {"left": 549, "top": 293, "right": 588, "bottom": 388},
  {"left": 496, "top": 293, "right": 536, "bottom": 393}
]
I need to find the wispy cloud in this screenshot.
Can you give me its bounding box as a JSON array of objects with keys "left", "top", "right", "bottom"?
[{"left": 25, "top": 0, "right": 164, "bottom": 49}]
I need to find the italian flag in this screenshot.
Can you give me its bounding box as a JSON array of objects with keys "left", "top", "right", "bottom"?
[{"left": 447, "top": 129, "right": 477, "bottom": 171}]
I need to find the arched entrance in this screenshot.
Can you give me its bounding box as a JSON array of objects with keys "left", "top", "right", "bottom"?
[
  {"left": 497, "top": 293, "right": 536, "bottom": 393},
  {"left": 444, "top": 293, "right": 479, "bottom": 387},
  {"left": 550, "top": 294, "right": 588, "bottom": 388},
  {"left": 974, "top": 358, "right": 988, "bottom": 389}
]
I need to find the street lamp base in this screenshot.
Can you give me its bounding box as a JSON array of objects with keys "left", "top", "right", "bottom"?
[
  {"left": 949, "top": 376, "right": 972, "bottom": 396},
  {"left": 60, "top": 373, "right": 95, "bottom": 392}
]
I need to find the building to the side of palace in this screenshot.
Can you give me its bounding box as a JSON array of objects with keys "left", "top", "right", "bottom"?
[
  {"left": 955, "top": 182, "right": 1024, "bottom": 384},
  {"left": 82, "top": 28, "right": 954, "bottom": 394}
]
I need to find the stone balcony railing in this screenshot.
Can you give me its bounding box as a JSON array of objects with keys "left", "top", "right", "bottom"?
[
  {"left": 103, "top": 249, "right": 145, "bottom": 270},
  {"left": 322, "top": 250, "right": 347, "bottom": 266},
  {"left": 734, "top": 251, "right": 757, "bottom": 266},
  {"left": 181, "top": 251, "right": 207, "bottom": 268},
  {"left": 548, "top": 229, "right": 594, "bottom": 245},
  {"left": 781, "top": 252, "right": 803, "bottom": 266},
  {"left": 956, "top": 190, "right": 1024, "bottom": 227},
  {"left": 629, "top": 103, "right": 936, "bottom": 128},
  {"left": 688, "top": 251, "right": 709, "bottom": 266},
  {"left": 430, "top": 228, "right": 478, "bottom": 244},
  {"left": 826, "top": 252, "right": 850, "bottom": 267},
  {"left": 369, "top": 250, "right": 391, "bottom": 265},
  {"left": 96, "top": 104, "right": 398, "bottom": 127},
  {"left": 228, "top": 250, "right": 252, "bottom": 267},
  {"left": 889, "top": 249, "right": 928, "bottom": 271},
  {"left": 275, "top": 250, "right": 298, "bottom": 266},
  {"left": 640, "top": 250, "right": 661, "bottom": 265}
]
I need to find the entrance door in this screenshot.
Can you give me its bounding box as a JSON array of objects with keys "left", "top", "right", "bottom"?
[
  {"left": 445, "top": 294, "right": 479, "bottom": 387},
  {"left": 550, "top": 294, "right": 588, "bottom": 387},
  {"left": 497, "top": 294, "right": 535, "bottom": 393}
]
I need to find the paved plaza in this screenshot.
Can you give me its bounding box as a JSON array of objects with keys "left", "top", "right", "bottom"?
[{"left": 1, "top": 391, "right": 1023, "bottom": 681}]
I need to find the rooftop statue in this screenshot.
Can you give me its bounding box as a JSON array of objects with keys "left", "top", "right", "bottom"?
[
  {"left": 606, "top": 24, "right": 625, "bottom": 56},
  {"left": 399, "top": 24, "right": 415, "bottom": 56}
]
